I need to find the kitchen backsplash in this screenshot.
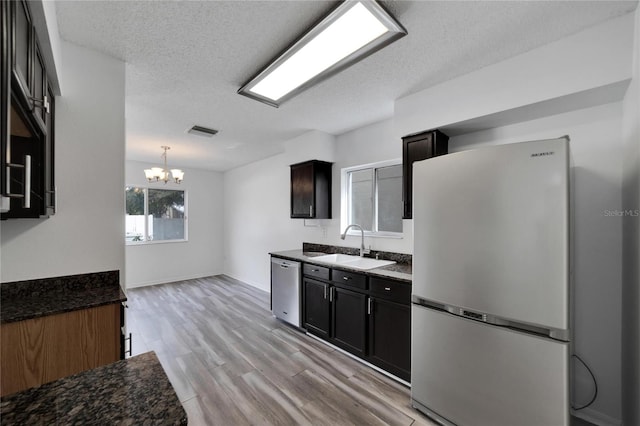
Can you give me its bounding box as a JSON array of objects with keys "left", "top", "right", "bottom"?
[{"left": 302, "top": 242, "right": 412, "bottom": 265}]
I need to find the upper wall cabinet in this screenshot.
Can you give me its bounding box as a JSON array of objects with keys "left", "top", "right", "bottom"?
[
  {"left": 402, "top": 129, "right": 448, "bottom": 219},
  {"left": 290, "top": 160, "right": 332, "bottom": 219},
  {"left": 1, "top": 0, "right": 56, "bottom": 219}
]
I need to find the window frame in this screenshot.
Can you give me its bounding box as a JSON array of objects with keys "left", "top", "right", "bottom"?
[
  {"left": 340, "top": 159, "right": 403, "bottom": 239},
  {"left": 125, "top": 186, "right": 188, "bottom": 245}
]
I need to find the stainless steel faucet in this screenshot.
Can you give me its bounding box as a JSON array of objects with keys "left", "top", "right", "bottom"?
[{"left": 340, "top": 224, "right": 370, "bottom": 257}]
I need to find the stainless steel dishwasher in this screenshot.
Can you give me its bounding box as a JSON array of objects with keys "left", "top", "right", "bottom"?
[{"left": 270, "top": 257, "right": 301, "bottom": 328}]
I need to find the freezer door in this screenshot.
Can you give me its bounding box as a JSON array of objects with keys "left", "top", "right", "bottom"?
[
  {"left": 413, "top": 138, "right": 569, "bottom": 331},
  {"left": 411, "top": 305, "right": 569, "bottom": 426}
]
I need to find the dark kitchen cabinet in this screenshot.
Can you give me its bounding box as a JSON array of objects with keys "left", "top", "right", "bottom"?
[
  {"left": 1, "top": 0, "right": 55, "bottom": 219},
  {"left": 1, "top": 0, "right": 10, "bottom": 213},
  {"left": 332, "top": 286, "right": 367, "bottom": 357},
  {"left": 367, "top": 297, "right": 411, "bottom": 381},
  {"left": 402, "top": 129, "right": 448, "bottom": 219},
  {"left": 290, "top": 160, "right": 332, "bottom": 219},
  {"left": 302, "top": 261, "right": 412, "bottom": 381},
  {"left": 303, "top": 266, "right": 368, "bottom": 358},
  {"left": 367, "top": 277, "right": 411, "bottom": 381},
  {"left": 303, "top": 277, "right": 331, "bottom": 339}
]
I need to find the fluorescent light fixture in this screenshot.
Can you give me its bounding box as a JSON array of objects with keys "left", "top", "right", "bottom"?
[{"left": 238, "top": 0, "right": 406, "bottom": 107}]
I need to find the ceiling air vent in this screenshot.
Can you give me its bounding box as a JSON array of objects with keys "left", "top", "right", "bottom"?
[{"left": 187, "top": 125, "right": 218, "bottom": 137}]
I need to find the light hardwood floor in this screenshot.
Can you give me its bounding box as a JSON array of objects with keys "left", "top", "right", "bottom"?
[{"left": 127, "top": 275, "right": 437, "bottom": 426}]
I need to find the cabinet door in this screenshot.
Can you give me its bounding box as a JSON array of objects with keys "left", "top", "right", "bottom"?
[
  {"left": 1, "top": 1, "right": 9, "bottom": 203},
  {"left": 303, "top": 278, "right": 330, "bottom": 339},
  {"left": 368, "top": 297, "right": 411, "bottom": 381},
  {"left": 291, "top": 162, "right": 314, "bottom": 218},
  {"left": 2, "top": 98, "right": 44, "bottom": 219},
  {"left": 43, "top": 83, "right": 54, "bottom": 215},
  {"left": 332, "top": 287, "right": 367, "bottom": 357},
  {"left": 402, "top": 130, "right": 448, "bottom": 219},
  {"left": 31, "top": 44, "right": 46, "bottom": 130},
  {"left": 290, "top": 160, "right": 332, "bottom": 219},
  {"left": 2, "top": 0, "right": 53, "bottom": 219},
  {"left": 11, "top": 0, "right": 32, "bottom": 101},
  {"left": 1, "top": 304, "right": 121, "bottom": 396}
]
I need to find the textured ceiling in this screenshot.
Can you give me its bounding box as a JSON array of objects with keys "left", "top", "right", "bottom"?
[{"left": 55, "top": 0, "right": 638, "bottom": 171}]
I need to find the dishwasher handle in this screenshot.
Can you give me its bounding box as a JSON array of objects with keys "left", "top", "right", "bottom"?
[{"left": 271, "top": 258, "right": 301, "bottom": 270}]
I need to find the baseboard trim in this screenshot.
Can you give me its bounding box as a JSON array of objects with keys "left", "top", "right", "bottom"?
[
  {"left": 223, "top": 272, "right": 269, "bottom": 292},
  {"left": 571, "top": 407, "right": 621, "bottom": 426},
  {"left": 126, "top": 272, "right": 219, "bottom": 289}
]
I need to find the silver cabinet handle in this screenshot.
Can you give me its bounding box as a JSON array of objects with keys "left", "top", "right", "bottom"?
[
  {"left": 311, "top": 269, "right": 319, "bottom": 272},
  {"left": 384, "top": 287, "right": 391, "bottom": 291},
  {"left": 124, "top": 332, "right": 132, "bottom": 357},
  {"left": 4, "top": 162, "right": 8, "bottom": 196},
  {"left": 329, "top": 287, "right": 334, "bottom": 302},
  {"left": 324, "top": 285, "right": 327, "bottom": 300},
  {"left": 309, "top": 205, "right": 313, "bottom": 216},
  {"left": 280, "top": 264, "right": 289, "bottom": 269},
  {"left": 23, "top": 155, "right": 30, "bottom": 208},
  {"left": 368, "top": 298, "right": 373, "bottom": 315},
  {"left": 343, "top": 276, "right": 350, "bottom": 280}
]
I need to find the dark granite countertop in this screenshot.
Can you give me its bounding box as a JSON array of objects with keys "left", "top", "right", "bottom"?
[
  {"left": 0, "top": 351, "right": 187, "bottom": 425},
  {"left": 1, "top": 270, "right": 127, "bottom": 324},
  {"left": 270, "top": 248, "right": 412, "bottom": 283}
]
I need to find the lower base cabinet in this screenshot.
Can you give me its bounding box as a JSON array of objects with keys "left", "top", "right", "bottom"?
[
  {"left": 303, "top": 278, "right": 331, "bottom": 339},
  {"left": 332, "top": 287, "right": 367, "bottom": 357},
  {"left": 302, "top": 265, "right": 411, "bottom": 382},
  {"left": 367, "top": 297, "right": 411, "bottom": 381},
  {"left": 0, "top": 303, "right": 121, "bottom": 396}
]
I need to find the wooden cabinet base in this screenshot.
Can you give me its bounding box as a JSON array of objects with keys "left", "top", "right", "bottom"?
[{"left": 1, "top": 304, "right": 120, "bottom": 396}]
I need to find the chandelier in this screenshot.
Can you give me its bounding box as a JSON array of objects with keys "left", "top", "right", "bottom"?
[{"left": 144, "top": 146, "right": 184, "bottom": 184}]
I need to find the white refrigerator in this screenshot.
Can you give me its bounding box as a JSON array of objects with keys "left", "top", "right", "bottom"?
[{"left": 411, "top": 137, "right": 571, "bottom": 426}]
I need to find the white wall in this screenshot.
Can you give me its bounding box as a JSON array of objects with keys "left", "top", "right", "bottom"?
[
  {"left": 223, "top": 123, "right": 419, "bottom": 292},
  {"left": 395, "top": 12, "right": 634, "bottom": 139},
  {"left": 124, "top": 161, "right": 224, "bottom": 288},
  {"left": 621, "top": 6, "right": 640, "bottom": 426},
  {"left": 223, "top": 130, "right": 335, "bottom": 291},
  {"left": 1, "top": 41, "right": 125, "bottom": 282},
  {"left": 331, "top": 118, "right": 413, "bottom": 254}
]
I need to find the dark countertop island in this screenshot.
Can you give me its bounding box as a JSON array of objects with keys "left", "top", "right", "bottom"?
[
  {"left": 1, "top": 270, "right": 127, "bottom": 324},
  {"left": 0, "top": 351, "right": 187, "bottom": 425}
]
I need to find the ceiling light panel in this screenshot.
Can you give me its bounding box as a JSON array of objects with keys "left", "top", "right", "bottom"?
[{"left": 238, "top": 0, "right": 407, "bottom": 107}]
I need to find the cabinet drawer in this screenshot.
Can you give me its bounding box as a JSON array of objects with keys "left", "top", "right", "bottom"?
[
  {"left": 370, "top": 277, "right": 411, "bottom": 305},
  {"left": 332, "top": 269, "right": 367, "bottom": 290},
  {"left": 303, "top": 263, "right": 330, "bottom": 280}
]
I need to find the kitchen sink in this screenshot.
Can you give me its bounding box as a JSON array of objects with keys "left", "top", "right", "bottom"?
[
  {"left": 312, "top": 254, "right": 357, "bottom": 263},
  {"left": 312, "top": 254, "right": 396, "bottom": 270}
]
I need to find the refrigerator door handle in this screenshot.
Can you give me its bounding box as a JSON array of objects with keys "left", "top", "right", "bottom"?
[{"left": 411, "top": 296, "right": 569, "bottom": 342}]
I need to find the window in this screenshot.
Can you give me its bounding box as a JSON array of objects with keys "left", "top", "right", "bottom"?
[
  {"left": 125, "top": 186, "right": 187, "bottom": 243},
  {"left": 341, "top": 160, "right": 403, "bottom": 237}
]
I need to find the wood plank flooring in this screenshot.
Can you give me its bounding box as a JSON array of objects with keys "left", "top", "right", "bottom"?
[{"left": 126, "top": 275, "right": 436, "bottom": 426}]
